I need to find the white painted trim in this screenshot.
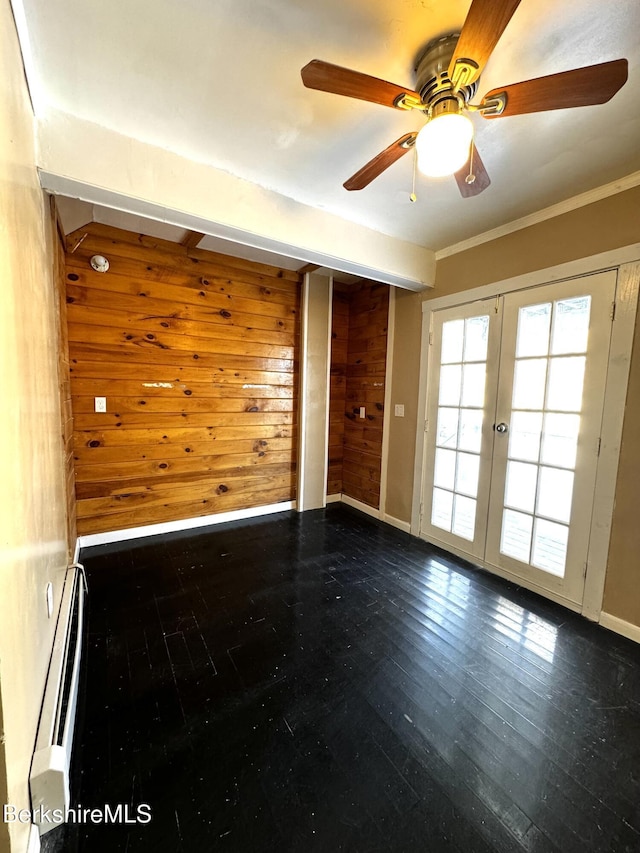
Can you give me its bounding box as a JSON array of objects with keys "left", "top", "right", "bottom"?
[
  {"left": 326, "top": 493, "right": 342, "bottom": 504},
  {"left": 78, "top": 502, "right": 295, "bottom": 548},
  {"left": 423, "top": 244, "right": 640, "bottom": 314},
  {"left": 340, "top": 495, "right": 381, "bottom": 520},
  {"left": 383, "top": 514, "right": 411, "bottom": 534},
  {"left": 72, "top": 537, "right": 80, "bottom": 565},
  {"left": 599, "top": 613, "right": 640, "bottom": 645},
  {"left": 436, "top": 172, "right": 640, "bottom": 260},
  {"left": 378, "top": 286, "right": 395, "bottom": 517},
  {"left": 583, "top": 261, "right": 640, "bottom": 620},
  {"left": 26, "top": 823, "right": 41, "bottom": 853},
  {"left": 296, "top": 274, "right": 310, "bottom": 512}
]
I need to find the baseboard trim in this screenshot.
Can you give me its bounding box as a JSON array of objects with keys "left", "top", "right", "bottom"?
[
  {"left": 340, "top": 495, "right": 380, "bottom": 520},
  {"left": 325, "top": 493, "right": 342, "bottom": 504},
  {"left": 27, "top": 823, "right": 41, "bottom": 853},
  {"left": 599, "top": 612, "right": 640, "bottom": 645},
  {"left": 78, "top": 501, "right": 296, "bottom": 549},
  {"left": 383, "top": 514, "right": 411, "bottom": 534}
]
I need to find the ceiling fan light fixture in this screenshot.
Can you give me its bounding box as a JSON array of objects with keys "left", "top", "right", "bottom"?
[{"left": 415, "top": 112, "right": 474, "bottom": 178}]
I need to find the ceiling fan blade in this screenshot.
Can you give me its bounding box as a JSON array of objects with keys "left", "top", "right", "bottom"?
[
  {"left": 344, "top": 133, "right": 417, "bottom": 191},
  {"left": 301, "top": 60, "right": 420, "bottom": 109},
  {"left": 480, "top": 59, "right": 628, "bottom": 118},
  {"left": 449, "top": 0, "right": 523, "bottom": 90},
  {"left": 454, "top": 143, "right": 491, "bottom": 197}
]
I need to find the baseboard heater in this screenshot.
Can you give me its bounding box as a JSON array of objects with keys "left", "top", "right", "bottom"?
[{"left": 30, "top": 563, "right": 87, "bottom": 836}]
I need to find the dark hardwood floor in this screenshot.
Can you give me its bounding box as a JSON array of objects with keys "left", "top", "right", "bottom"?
[{"left": 56, "top": 505, "right": 640, "bottom": 851}]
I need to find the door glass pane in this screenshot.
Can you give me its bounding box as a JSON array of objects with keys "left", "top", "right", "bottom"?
[
  {"left": 461, "top": 363, "right": 486, "bottom": 407},
  {"left": 501, "top": 509, "right": 533, "bottom": 563},
  {"left": 537, "top": 467, "right": 574, "bottom": 523},
  {"left": 551, "top": 296, "right": 591, "bottom": 355},
  {"left": 434, "top": 448, "right": 456, "bottom": 490},
  {"left": 516, "top": 303, "right": 551, "bottom": 358},
  {"left": 464, "top": 316, "right": 489, "bottom": 362},
  {"left": 509, "top": 412, "right": 542, "bottom": 462},
  {"left": 459, "top": 409, "right": 483, "bottom": 453},
  {"left": 436, "top": 407, "right": 459, "bottom": 448},
  {"left": 532, "top": 518, "right": 568, "bottom": 576},
  {"left": 512, "top": 359, "right": 547, "bottom": 410},
  {"left": 441, "top": 319, "right": 464, "bottom": 363},
  {"left": 429, "top": 311, "right": 491, "bottom": 549},
  {"left": 452, "top": 495, "right": 476, "bottom": 541},
  {"left": 439, "top": 364, "right": 462, "bottom": 406},
  {"left": 546, "top": 357, "right": 585, "bottom": 412},
  {"left": 504, "top": 461, "right": 538, "bottom": 513},
  {"left": 501, "top": 294, "right": 591, "bottom": 576},
  {"left": 456, "top": 452, "right": 480, "bottom": 498},
  {"left": 432, "top": 488, "right": 453, "bottom": 531},
  {"left": 541, "top": 413, "right": 580, "bottom": 468}
]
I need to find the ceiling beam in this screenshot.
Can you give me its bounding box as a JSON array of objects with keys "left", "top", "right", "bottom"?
[
  {"left": 181, "top": 230, "right": 205, "bottom": 250},
  {"left": 297, "top": 263, "right": 321, "bottom": 275},
  {"left": 40, "top": 168, "right": 435, "bottom": 290}
]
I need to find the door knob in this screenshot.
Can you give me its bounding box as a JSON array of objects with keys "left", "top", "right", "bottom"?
[{"left": 495, "top": 422, "right": 508, "bottom": 433}]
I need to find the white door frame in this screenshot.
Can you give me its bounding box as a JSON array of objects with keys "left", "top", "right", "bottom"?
[{"left": 411, "top": 244, "right": 640, "bottom": 620}]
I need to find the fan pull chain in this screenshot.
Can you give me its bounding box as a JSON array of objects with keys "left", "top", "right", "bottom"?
[
  {"left": 465, "top": 140, "right": 477, "bottom": 185},
  {"left": 410, "top": 146, "right": 418, "bottom": 203}
]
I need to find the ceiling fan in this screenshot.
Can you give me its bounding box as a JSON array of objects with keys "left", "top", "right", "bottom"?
[{"left": 301, "top": 0, "right": 628, "bottom": 197}]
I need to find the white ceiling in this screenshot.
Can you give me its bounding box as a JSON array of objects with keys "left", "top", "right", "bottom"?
[{"left": 17, "top": 0, "right": 640, "bottom": 253}]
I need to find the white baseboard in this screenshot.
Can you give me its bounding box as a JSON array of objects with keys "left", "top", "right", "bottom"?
[
  {"left": 599, "top": 612, "right": 640, "bottom": 645},
  {"left": 340, "top": 495, "right": 381, "bottom": 520},
  {"left": 27, "top": 823, "right": 41, "bottom": 853},
  {"left": 325, "top": 493, "right": 342, "bottom": 504},
  {"left": 383, "top": 514, "right": 411, "bottom": 534},
  {"left": 78, "top": 501, "right": 296, "bottom": 549}
]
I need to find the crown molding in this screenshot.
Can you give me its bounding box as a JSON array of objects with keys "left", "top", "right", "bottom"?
[{"left": 435, "top": 171, "right": 640, "bottom": 261}]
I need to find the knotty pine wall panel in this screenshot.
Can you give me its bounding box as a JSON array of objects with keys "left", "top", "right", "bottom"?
[
  {"left": 341, "top": 281, "right": 389, "bottom": 509},
  {"left": 66, "top": 223, "right": 300, "bottom": 535}
]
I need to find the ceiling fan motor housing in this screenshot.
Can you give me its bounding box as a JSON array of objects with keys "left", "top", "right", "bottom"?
[{"left": 414, "top": 33, "right": 478, "bottom": 113}]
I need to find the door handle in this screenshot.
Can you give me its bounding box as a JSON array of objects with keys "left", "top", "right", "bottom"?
[{"left": 494, "top": 422, "right": 509, "bottom": 433}]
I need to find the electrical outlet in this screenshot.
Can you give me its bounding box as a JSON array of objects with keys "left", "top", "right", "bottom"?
[
  {"left": 94, "top": 396, "right": 107, "bottom": 413},
  {"left": 395, "top": 404, "right": 405, "bottom": 417},
  {"left": 359, "top": 406, "right": 366, "bottom": 419}
]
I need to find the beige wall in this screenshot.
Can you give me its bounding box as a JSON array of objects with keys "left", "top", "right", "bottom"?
[
  {"left": 603, "top": 316, "right": 640, "bottom": 625},
  {"left": 385, "top": 288, "right": 423, "bottom": 523},
  {"left": 386, "top": 185, "right": 640, "bottom": 626},
  {"left": 0, "top": 699, "right": 8, "bottom": 853},
  {"left": 433, "top": 186, "right": 640, "bottom": 297},
  {"left": 1, "top": 3, "right": 69, "bottom": 850}
]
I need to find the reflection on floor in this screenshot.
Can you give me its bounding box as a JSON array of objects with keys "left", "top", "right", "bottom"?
[{"left": 56, "top": 505, "right": 640, "bottom": 852}]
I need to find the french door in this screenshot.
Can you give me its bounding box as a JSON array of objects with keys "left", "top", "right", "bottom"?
[{"left": 420, "top": 271, "right": 617, "bottom": 607}]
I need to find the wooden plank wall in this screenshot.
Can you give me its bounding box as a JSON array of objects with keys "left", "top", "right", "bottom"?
[
  {"left": 327, "top": 283, "right": 349, "bottom": 495},
  {"left": 66, "top": 223, "right": 300, "bottom": 535},
  {"left": 328, "top": 280, "right": 389, "bottom": 509}
]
